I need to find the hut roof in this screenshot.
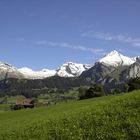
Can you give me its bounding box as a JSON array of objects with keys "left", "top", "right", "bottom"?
[{"left": 16, "top": 99, "right": 33, "bottom": 105}]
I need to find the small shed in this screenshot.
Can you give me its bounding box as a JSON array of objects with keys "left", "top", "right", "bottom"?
[{"left": 12, "top": 99, "right": 34, "bottom": 110}]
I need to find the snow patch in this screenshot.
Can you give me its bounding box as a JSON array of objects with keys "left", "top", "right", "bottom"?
[{"left": 98, "top": 50, "right": 135, "bottom": 67}]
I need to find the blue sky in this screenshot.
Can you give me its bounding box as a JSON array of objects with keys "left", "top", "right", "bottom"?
[{"left": 0, "top": 0, "right": 140, "bottom": 70}]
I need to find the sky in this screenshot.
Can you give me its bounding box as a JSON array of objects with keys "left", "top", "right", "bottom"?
[{"left": 0, "top": 0, "right": 140, "bottom": 70}]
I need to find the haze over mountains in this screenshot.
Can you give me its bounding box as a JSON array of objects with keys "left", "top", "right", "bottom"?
[{"left": 0, "top": 50, "right": 140, "bottom": 83}]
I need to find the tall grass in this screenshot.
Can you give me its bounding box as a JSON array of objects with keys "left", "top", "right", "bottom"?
[{"left": 0, "top": 90, "right": 140, "bottom": 140}]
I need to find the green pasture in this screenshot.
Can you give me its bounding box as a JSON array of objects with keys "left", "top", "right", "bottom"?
[{"left": 0, "top": 90, "right": 140, "bottom": 140}]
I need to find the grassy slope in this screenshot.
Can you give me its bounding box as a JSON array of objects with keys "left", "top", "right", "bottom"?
[{"left": 0, "top": 90, "right": 140, "bottom": 140}]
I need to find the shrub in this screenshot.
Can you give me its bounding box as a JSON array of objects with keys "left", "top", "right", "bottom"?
[{"left": 79, "top": 84, "right": 104, "bottom": 100}]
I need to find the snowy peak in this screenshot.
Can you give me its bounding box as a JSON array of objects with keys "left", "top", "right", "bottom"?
[
  {"left": 18, "top": 67, "right": 56, "bottom": 79},
  {"left": 98, "top": 50, "right": 135, "bottom": 67},
  {"left": 56, "top": 62, "right": 93, "bottom": 77},
  {"left": 0, "top": 61, "right": 17, "bottom": 71},
  {"left": 18, "top": 67, "right": 34, "bottom": 73},
  {"left": 105, "top": 50, "right": 119, "bottom": 57},
  {"left": 0, "top": 62, "right": 24, "bottom": 79},
  {"left": 18, "top": 62, "right": 93, "bottom": 78},
  {"left": 0, "top": 50, "right": 139, "bottom": 80}
]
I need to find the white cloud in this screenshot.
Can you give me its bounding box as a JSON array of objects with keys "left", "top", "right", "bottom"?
[
  {"left": 36, "top": 41, "right": 105, "bottom": 55},
  {"left": 132, "top": 42, "right": 140, "bottom": 47},
  {"left": 82, "top": 31, "right": 140, "bottom": 47}
]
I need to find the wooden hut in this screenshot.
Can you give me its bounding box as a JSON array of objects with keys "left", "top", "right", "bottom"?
[{"left": 11, "top": 99, "right": 34, "bottom": 110}]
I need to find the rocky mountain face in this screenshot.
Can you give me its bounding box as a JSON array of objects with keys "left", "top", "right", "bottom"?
[
  {"left": 81, "top": 50, "right": 140, "bottom": 85},
  {"left": 0, "top": 62, "right": 92, "bottom": 80},
  {"left": 132, "top": 56, "right": 140, "bottom": 64},
  {"left": 81, "top": 62, "right": 116, "bottom": 82},
  {"left": 0, "top": 62, "right": 24, "bottom": 80},
  {"left": 18, "top": 62, "right": 93, "bottom": 79},
  {"left": 120, "top": 63, "right": 140, "bottom": 80},
  {"left": 1, "top": 50, "right": 140, "bottom": 98},
  {"left": 0, "top": 50, "right": 140, "bottom": 84},
  {"left": 56, "top": 62, "right": 93, "bottom": 77}
]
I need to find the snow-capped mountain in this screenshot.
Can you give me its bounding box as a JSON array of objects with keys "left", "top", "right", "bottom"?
[
  {"left": 18, "top": 62, "right": 93, "bottom": 79},
  {"left": 132, "top": 56, "right": 140, "bottom": 64},
  {"left": 56, "top": 62, "right": 93, "bottom": 77},
  {"left": 81, "top": 50, "right": 139, "bottom": 84},
  {"left": 0, "top": 62, "right": 24, "bottom": 80},
  {"left": 0, "top": 50, "right": 139, "bottom": 80},
  {"left": 98, "top": 50, "right": 135, "bottom": 67},
  {"left": 18, "top": 67, "right": 56, "bottom": 79}
]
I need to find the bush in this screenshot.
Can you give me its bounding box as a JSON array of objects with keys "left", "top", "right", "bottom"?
[
  {"left": 128, "top": 77, "right": 140, "bottom": 91},
  {"left": 79, "top": 84, "right": 104, "bottom": 100},
  {"left": 78, "top": 87, "right": 88, "bottom": 100}
]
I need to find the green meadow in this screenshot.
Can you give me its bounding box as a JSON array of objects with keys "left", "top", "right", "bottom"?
[{"left": 0, "top": 90, "right": 140, "bottom": 140}]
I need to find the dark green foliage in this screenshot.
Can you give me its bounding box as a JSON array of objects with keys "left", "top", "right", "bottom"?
[
  {"left": 1, "top": 74, "right": 140, "bottom": 99},
  {"left": 128, "top": 77, "right": 140, "bottom": 91},
  {"left": 79, "top": 84, "right": 104, "bottom": 100},
  {"left": 85, "top": 84, "right": 104, "bottom": 98},
  {"left": 0, "top": 97, "right": 7, "bottom": 104},
  {"left": 78, "top": 86, "right": 88, "bottom": 100},
  {"left": 0, "top": 77, "right": 89, "bottom": 97},
  {"left": 123, "top": 83, "right": 129, "bottom": 92},
  {"left": 10, "top": 104, "right": 24, "bottom": 110}
]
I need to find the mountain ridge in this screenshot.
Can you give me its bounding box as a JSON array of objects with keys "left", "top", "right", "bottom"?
[
  {"left": 81, "top": 50, "right": 140, "bottom": 84},
  {"left": 98, "top": 50, "right": 135, "bottom": 67},
  {"left": 0, "top": 50, "right": 139, "bottom": 80}
]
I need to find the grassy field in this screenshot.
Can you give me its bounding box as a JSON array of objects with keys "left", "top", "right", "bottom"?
[{"left": 0, "top": 90, "right": 140, "bottom": 140}]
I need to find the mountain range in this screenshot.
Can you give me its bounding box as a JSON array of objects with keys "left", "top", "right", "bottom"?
[
  {"left": 1, "top": 62, "right": 93, "bottom": 79},
  {"left": 0, "top": 50, "right": 140, "bottom": 85},
  {"left": 81, "top": 50, "right": 140, "bottom": 84}
]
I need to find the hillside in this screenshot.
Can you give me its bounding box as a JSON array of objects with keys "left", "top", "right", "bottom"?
[
  {"left": 0, "top": 90, "right": 140, "bottom": 140},
  {"left": 0, "top": 76, "right": 89, "bottom": 97}
]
